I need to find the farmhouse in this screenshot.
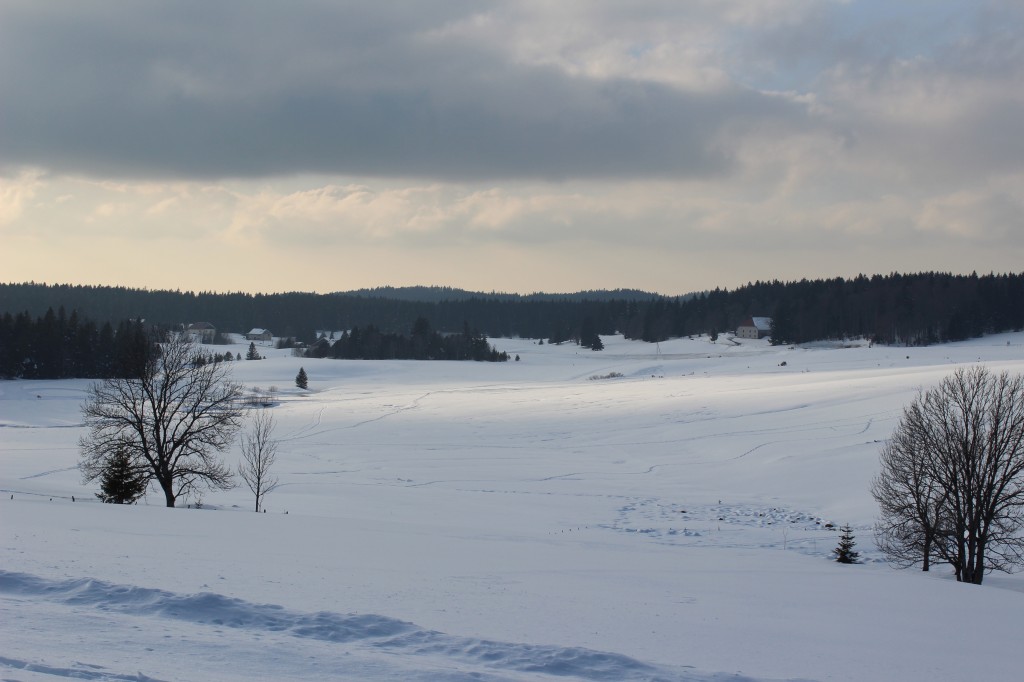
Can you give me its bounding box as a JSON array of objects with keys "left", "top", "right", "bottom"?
[
  {"left": 185, "top": 322, "right": 216, "bottom": 343},
  {"left": 246, "top": 328, "right": 273, "bottom": 342},
  {"left": 736, "top": 317, "right": 772, "bottom": 340}
]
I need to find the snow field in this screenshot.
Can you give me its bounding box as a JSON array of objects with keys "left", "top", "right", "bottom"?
[{"left": 2, "top": 333, "right": 1024, "bottom": 681}]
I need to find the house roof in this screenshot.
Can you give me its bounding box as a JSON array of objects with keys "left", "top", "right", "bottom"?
[
  {"left": 248, "top": 328, "right": 270, "bottom": 335},
  {"left": 739, "top": 317, "right": 773, "bottom": 331},
  {"left": 188, "top": 322, "right": 215, "bottom": 330}
]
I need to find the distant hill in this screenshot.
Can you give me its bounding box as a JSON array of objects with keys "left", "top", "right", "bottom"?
[{"left": 337, "top": 286, "right": 666, "bottom": 303}]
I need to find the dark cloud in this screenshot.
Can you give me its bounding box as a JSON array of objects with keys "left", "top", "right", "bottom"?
[{"left": 0, "top": 1, "right": 806, "bottom": 181}]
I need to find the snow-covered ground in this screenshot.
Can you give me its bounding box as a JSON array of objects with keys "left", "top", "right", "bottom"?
[{"left": 3, "top": 332, "right": 1024, "bottom": 681}]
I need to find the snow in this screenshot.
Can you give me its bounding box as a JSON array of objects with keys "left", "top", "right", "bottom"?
[{"left": 3, "top": 332, "right": 1024, "bottom": 681}]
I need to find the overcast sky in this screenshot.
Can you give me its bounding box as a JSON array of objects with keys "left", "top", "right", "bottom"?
[{"left": 2, "top": 0, "right": 1021, "bottom": 295}]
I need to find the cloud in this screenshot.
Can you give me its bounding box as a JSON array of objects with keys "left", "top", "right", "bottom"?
[
  {"left": 916, "top": 178, "right": 1024, "bottom": 241},
  {"left": 5, "top": 0, "right": 1019, "bottom": 192},
  {"left": 0, "top": 168, "right": 45, "bottom": 226},
  {"left": 0, "top": 0, "right": 811, "bottom": 182},
  {"left": 1, "top": 1, "right": 1022, "bottom": 295},
  {"left": 224, "top": 182, "right": 613, "bottom": 246}
]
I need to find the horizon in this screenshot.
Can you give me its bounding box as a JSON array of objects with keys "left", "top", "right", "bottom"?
[
  {"left": 2, "top": 279, "right": 680, "bottom": 298},
  {"left": 5, "top": 267, "right": 1019, "bottom": 301}
]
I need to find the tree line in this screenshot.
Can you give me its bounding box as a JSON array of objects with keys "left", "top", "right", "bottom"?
[
  {"left": 304, "top": 318, "right": 509, "bottom": 362},
  {"left": 620, "top": 272, "right": 1024, "bottom": 345},
  {"left": 0, "top": 282, "right": 625, "bottom": 342},
  {"left": 3, "top": 271, "right": 1022, "bottom": 348},
  {"left": 0, "top": 307, "right": 154, "bottom": 379},
  {"left": 0, "top": 309, "right": 508, "bottom": 381}
]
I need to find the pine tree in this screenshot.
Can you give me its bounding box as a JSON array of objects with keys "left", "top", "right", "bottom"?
[
  {"left": 578, "top": 316, "right": 598, "bottom": 349},
  {"left": 246, "top": 342, "right": 261, "bottom": 360},
  {"left": 96, "top": 447, "right": 149, "bottom": 504},
  {"left": 295, "top": 366, "right": 308, "bottom": 389},
  {"left": 833, "top": 524, "right": 861, "bottom": 564}
]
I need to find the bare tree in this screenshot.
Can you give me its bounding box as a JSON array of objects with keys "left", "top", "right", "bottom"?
[
  {"left": 872, "top": 401, "right": 950, "bottom": 571},
  {"left": 238, "top": 408, "right": 279, "bottom": 512},
  {"left": 873, "top": 367, "right": 1024, "bottom": 584},
  {"left": 80, "top": 335, "right": 244, "bottom": 508}
]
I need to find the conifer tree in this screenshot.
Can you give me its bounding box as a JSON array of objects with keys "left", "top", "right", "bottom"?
[
  {"left": 95, "top": 447, "right": 149, "bottom": 504},
  {"left": 295, "top": 366, "right": 308, "bottom": 389},
  {"left": 833, "top": 524, "right": 861, "bottom": 564}
]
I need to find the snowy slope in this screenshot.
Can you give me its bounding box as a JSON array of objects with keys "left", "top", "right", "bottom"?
[{"left": 2, "top": 333, "right": 1024, "bottom": 681}]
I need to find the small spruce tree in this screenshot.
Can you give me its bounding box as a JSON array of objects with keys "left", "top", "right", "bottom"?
[
  {"left": 833, "top": 524, "right": 861, "bottom": 564},
  {"left": 295, "top": 366, "right": 308, "bottom": 389},
  {"left": 246, "top": 342, "right": 261, "bottom": 360},
  {"left": 96, "top": 447, "right": 149, "bottom": 504}
]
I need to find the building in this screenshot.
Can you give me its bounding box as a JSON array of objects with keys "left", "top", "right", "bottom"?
[
  {"left": 246, "top": 328, "right": 273, "bottom": 342},
  {"left": 185, "top": 322, "right": 217, "bottom": 343},
  {"left": 736, "top": 317, "right": 772, "bottom": 340}
]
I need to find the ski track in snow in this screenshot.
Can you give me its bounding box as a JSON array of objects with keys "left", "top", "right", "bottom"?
[
  {"left": 0, "top": 570, "right": 801, "bottom": 682},
  {"left": 299, "top": 385, "right": 533, "bottom": 437},
  {"left": 0, "top": 422, "right": 84, "bottom": 429},
  {"left": 278, "top": 405, "right": 327, "bottom": 441},
  {"left": 19, "top": 465, "right": 80, "bottom": 481}
]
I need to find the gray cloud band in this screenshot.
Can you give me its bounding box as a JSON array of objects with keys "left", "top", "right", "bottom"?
[{"left": 0, "top": 1, "right": 807, "bottom": 181}]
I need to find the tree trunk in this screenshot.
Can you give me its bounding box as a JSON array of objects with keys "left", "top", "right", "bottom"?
[
  {"left": 161, "top": 481, "right": 176, "bottom": 508},
  {"left": 970, "top": 541, "right": 986, "bottom": 585}
]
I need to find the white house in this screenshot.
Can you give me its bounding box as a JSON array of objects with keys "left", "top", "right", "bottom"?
[{"left": 736, "top": 317, "right": 772, "bottom": 340}]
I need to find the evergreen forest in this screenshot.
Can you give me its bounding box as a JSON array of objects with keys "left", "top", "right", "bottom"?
[
  {"left": 0, "top": 309, "right": 154, "bottom": 380},
  {"left": 1, "top": 271, "right": 1022, "bottom": 380}
]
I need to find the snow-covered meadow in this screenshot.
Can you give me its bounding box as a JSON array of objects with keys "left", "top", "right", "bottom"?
[{"left": 3, "top": 333, "right": 1024, "bottom": 681}]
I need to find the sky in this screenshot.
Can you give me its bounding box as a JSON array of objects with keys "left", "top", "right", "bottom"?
[{"left": 1, "top": 0, "right": 1022, "bottom": 296}]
